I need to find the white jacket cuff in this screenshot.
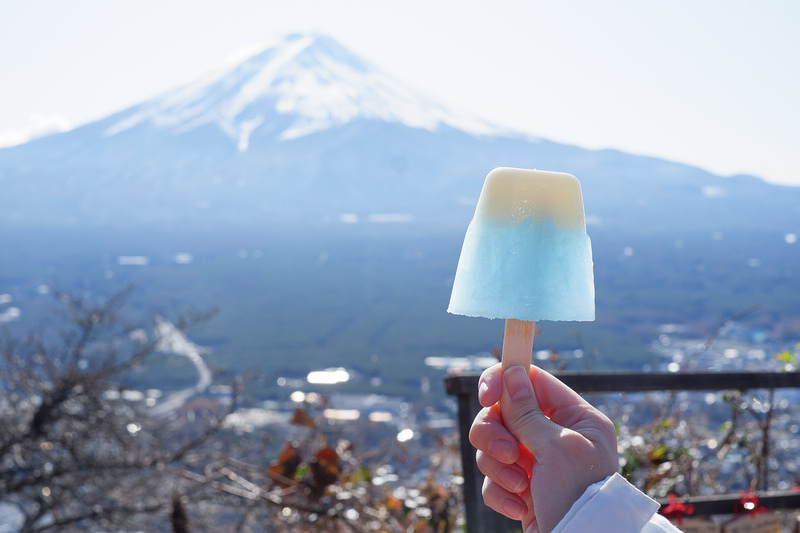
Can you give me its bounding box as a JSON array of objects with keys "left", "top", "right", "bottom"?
[{"left": 552, "top": 473, "right": 680, "bottom": 533}]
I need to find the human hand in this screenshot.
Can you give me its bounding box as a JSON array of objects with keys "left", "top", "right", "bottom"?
[{"left": 469, "top": 363, "right": 618, "bottom": 533}]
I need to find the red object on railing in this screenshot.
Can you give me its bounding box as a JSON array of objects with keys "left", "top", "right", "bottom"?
[
  {"left": 661, "top": 494, "right": 695, "bottom": 525},
  {"left": 734, "top": 489, "right": 768, "bottom": 516}
]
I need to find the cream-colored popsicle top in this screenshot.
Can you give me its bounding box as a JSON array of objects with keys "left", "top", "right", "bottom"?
[{"left": 475, "top": 167, "right": 587, "bottom": 231}]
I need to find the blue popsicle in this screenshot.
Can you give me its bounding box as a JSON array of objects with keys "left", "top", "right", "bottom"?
[
  {"left": 448, "top": 167, "right": 595, "bottom": 370},
  {"left": 448, "top": 167, "right": 595, "bottom": 322}
]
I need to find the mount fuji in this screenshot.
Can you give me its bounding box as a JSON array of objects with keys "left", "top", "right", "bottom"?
[
  {"left": 101, "top": 33, "right": 510, "bottom": 145},
  {"left": 3, "top": 32, "right": 798, "bottom": 234},
  {"left": 0, "top": 33, "right": 515, "bottom": 229}
]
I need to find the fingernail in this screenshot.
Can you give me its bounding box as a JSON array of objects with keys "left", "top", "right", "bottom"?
[
  {"left": 488, "top": 438, "right": 515, "bottom": 463},
  {"left": 478, "top": 380, "right": 489, "bottom": 402},
  {"left": 505, "top": 366, "right": 532, "bottom": 400},
  {"left": 501, "top": 497, "right": 527, "bottom": 520}
]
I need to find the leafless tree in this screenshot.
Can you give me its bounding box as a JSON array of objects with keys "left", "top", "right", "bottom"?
[
  {"left": 0, "top": 288, "right": 234, "bottom": 532},
  {"left": 0, "top": 289, "right": 465, "bottom": 532}
]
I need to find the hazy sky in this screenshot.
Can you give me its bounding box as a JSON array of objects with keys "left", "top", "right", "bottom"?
[{"left": 2, "top": 1, "right": 799, "bottom": 185}]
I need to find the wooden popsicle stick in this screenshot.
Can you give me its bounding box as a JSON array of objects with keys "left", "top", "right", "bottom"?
[{"left": 501, "top": 318, "right": 536, "bottom": 372}]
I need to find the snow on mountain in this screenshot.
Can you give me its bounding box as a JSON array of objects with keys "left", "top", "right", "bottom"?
[
  {"left": 2, "top": 31, "right": 797, "bottom": 236},
  {"left": 104, "top": 33, "right": 513, "bottom": 150}
]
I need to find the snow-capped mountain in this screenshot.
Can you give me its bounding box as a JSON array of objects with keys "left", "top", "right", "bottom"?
[
  {"left": 0, "top": 32, "right": 798, "bottom": 235},
  {"left": 104, "top": 33, "right": 510, "bottom": 148}
]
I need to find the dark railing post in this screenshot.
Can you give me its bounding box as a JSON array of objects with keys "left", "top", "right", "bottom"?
[{"left": 446, "top": 375, "right": 521, "bottom": 533}]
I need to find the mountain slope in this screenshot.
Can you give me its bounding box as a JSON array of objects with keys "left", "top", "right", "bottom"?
[{"left": 0, "top": 32, "right": 798, "bottom": 237}]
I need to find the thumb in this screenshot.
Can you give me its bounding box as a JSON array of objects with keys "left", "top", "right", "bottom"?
[{"left": 500, "top": 366, "right": 563, "bottom": 456}]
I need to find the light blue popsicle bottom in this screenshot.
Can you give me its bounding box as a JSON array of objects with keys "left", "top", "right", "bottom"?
[{"left": 447, "top": 219, "right": 595, "bottom": 322}]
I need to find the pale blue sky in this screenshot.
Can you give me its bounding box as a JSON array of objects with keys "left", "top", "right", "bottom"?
[{"left": 2, "top": 0, "right": 798, "bottom": 185}]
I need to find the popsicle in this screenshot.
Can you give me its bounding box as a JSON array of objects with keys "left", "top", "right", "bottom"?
[{"left": 448, "top": 167, "right": 595, "bottom": 370}]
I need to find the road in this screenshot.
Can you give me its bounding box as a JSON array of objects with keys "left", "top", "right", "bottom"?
[{"left": 150, "top": 317, "right": 213, "bottom": 417}]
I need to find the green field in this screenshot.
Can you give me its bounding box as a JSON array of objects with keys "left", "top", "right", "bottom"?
[{"left": 2, "top": 223, "right": 798, "bottom": 398}]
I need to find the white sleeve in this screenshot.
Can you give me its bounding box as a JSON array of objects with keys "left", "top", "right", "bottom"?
[{"left": 552, "top": 473, "right": 682, "bottom": 533}]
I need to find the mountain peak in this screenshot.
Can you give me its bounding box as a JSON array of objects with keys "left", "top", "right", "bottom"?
[{"left": 104, "top": 33, "right": 510, "bottom": 149}]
